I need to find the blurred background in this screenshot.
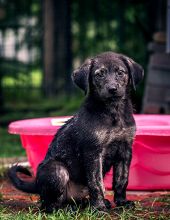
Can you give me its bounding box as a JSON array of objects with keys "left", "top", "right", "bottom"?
[{"left": 0, "top": 0, "right": 169, "bottom": 158}]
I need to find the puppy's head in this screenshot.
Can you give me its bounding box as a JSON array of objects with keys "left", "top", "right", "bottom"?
[{"left": 72, "top": 52, "right": 144, "bottom": 100}]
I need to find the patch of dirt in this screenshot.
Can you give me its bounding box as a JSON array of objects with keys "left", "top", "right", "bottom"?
[{"left": 0, "top": 173, "right": 39, "bottom": 212}]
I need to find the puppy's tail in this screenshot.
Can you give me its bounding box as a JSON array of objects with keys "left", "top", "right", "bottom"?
[{"left": 8, "top": 165, "right": 37, "bottom": 194}]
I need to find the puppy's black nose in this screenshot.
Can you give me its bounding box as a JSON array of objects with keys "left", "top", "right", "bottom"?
[{"left": 108, "top": 87, "right": 117, "bottom": 94}]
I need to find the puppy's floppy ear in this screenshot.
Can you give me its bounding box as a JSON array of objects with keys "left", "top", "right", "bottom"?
[
  {"left": 121, "top": 56, "right": 144, "bottom": 90},
  {"left": 72, "top": 58, "right": 93, "bottom": 94}
]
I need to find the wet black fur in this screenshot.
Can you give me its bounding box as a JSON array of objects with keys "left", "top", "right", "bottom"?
[{"left": 8, "top": 52, "right": 144, "bottom": 213}]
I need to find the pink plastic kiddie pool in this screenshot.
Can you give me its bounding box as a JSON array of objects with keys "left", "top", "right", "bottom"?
[{"left": 8, "top": 115, "right": 170, "bottom": 190}]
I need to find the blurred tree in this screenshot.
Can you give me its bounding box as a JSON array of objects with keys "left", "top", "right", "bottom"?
[
  {"left": 42, "top": 0, "right": 72, "bottom": 97},
  {"left": 0, "top": 0, "right": 41, "bottom": 111}
]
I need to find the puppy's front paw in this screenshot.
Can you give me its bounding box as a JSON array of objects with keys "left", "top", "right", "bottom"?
[
  {"left": 115, "top": 200, "right": 135, "bottom": 209},
  {"left": 91, "top": 201, "right": 108, "bottom": 212},
  {"left": 92, "top": 205, "right": 108, "bottom": 213}
]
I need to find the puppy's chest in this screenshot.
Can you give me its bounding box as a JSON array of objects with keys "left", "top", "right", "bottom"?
[{"left": 94, "top": 123, "right": 135, "bottom": 146}]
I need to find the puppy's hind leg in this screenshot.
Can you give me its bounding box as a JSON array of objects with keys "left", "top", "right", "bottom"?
[{"left": 37, "top": 160, "right": 70, "bottom": 213}]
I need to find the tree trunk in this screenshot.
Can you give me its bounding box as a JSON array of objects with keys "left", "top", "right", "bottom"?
[{"left": 42, "top": 0, "right": 72, "bottom": 97}]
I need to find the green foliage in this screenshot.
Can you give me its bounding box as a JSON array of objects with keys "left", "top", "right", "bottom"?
[
  {"left": 72, "top": 0, "right": 149, "bottom": 64},
  {"left": 0, "top": 0, "right": 41, "bottom": 89},
  {"left": 2, "top": 69, "right": 42, "bottom": 88}
]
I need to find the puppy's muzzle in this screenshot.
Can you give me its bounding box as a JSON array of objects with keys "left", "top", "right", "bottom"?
[{"left": 108, "top": 85, "right": 118, "bottom": 95}]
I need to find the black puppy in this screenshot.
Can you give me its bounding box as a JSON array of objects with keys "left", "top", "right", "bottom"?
[{"left": 8, "top": 52, "right": 143, "bottom": 212}]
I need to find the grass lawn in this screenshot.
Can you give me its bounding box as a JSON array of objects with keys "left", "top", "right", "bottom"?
[
  {"left": 0, "top": 198, "right": 170, "bottom": 220},
  {"left": 0, "top": 206, "right": 111, "bottom": 220},
  {"left": 0, "top": 127, "right": 25, "bottom": 157}
]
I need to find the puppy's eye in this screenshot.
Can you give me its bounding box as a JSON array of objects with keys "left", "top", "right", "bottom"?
[
  {"left": 95, "top": 68, "right": 107, "bottom": 78},
  {"left": 117, "top": 70, "right": 125, "bottom": 77}
]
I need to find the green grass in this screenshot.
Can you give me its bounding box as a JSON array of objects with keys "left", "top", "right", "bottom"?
[
  {"left": 0, "top": 127, "right": 25, "bottom": 157},
  {"left": 0, "top": 206, "right": 111, "bottom": 220},
  {"left": 0, "top": 200, "right": 170, "bottom": 220}
]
